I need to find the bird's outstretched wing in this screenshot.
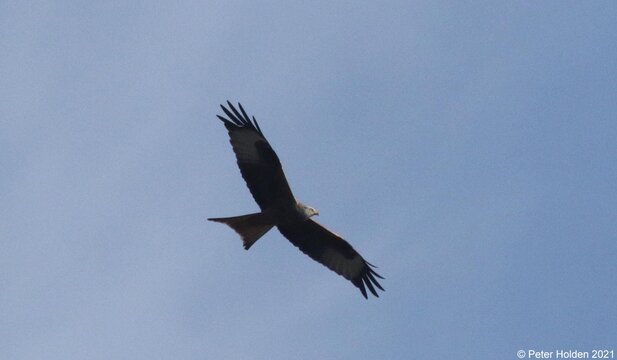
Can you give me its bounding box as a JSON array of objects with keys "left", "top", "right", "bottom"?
[
  {"left": 216, "top": 101, "right": 295, "bottom": 210},
  {"left": 277, "top": 219, "right": 385, "bottom": 298}
]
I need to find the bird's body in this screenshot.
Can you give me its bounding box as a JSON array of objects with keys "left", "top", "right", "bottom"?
[{"left": 209, "top": 102, "right": 384, "bottom": 298}]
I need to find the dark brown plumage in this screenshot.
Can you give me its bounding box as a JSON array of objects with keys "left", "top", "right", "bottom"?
[{"left": 209, "top": 102, "right": 384, "bottom": 298}]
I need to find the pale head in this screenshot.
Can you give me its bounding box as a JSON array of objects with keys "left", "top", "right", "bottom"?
[{"left": 297, "top": 202, "right": 319, "bottom": 219}]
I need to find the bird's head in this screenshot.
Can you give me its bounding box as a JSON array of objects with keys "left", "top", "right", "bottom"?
[{"left": 298, "top": 202, "right": 319, "bottom": 218}]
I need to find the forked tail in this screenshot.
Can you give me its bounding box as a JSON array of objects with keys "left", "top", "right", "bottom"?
[{"left": 208, "top": 212, "right": 275, "bottom": 250}]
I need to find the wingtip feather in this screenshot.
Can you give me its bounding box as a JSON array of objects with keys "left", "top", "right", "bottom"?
[
  {"left": 364, "top": 276, "right": 379, "bottom": 297},
  {"left": 216, "top": 102, "right": 264, "bottom": 136},
  {"left": 359, "top": 284, "right": 368, "bottom": 299},
  {"left": 367, "top": 271, "right": 385, "bottom": 291}
]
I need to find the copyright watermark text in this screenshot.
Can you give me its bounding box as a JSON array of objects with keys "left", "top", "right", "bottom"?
[{"left": 517, "top": 349, "right": 614, "bottom": 359}]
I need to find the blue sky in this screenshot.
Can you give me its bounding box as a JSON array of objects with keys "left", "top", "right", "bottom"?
[{"left": 2, "top": 1, "right": 616, "bottom": 359}]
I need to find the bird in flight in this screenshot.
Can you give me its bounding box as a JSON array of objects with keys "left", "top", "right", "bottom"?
[{"left": 209, "top": 102, "right": 384, "bottom": 298}]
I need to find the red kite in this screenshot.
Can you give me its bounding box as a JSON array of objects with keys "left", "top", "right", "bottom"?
[{"left": 209, "top": 102, "right": 384, "bottom": 298}]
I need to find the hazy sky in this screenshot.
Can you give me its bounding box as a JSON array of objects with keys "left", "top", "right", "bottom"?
[{"left": 2, "top": 1, "right": 616, "bottom": 359}]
